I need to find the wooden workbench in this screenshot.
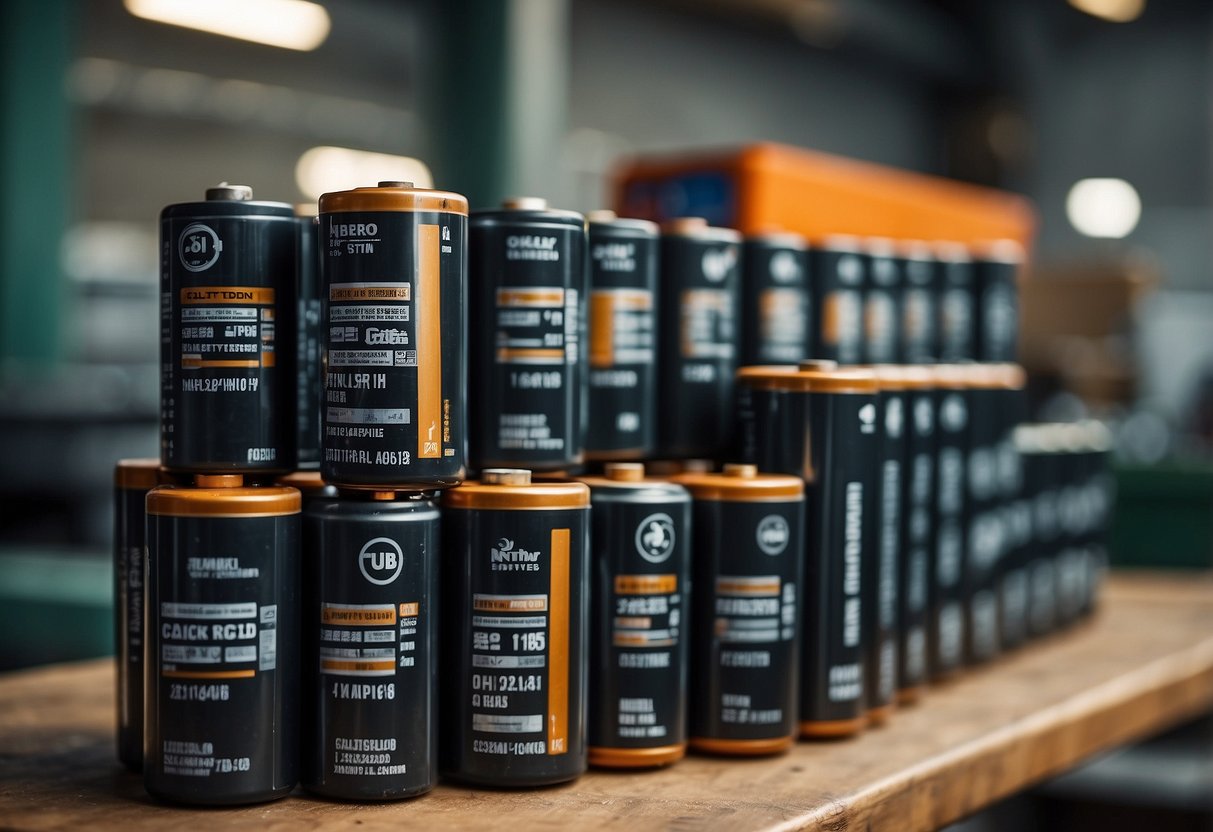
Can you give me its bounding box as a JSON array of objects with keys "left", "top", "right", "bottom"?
[{"left": 1, "top": 572, "right": 1210, "bottom": 831}]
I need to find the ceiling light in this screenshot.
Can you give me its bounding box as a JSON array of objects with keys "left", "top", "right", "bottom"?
[
  {"left": 124, "top": 0, "right": 331, "bottom": 51},
  {"left": 295, "top": 147, "right": 433, "bottom": 203},
  {"left": 1066, "top": 178, "right": 1141, "bottom": 239},
  {"left": 1067, "top": 0, "right": 1145, "bottom": 23}
]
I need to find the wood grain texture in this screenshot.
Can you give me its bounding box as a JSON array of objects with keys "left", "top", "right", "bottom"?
[{"left": 1, "top": 571, "right": 1210, "bottom": 831}]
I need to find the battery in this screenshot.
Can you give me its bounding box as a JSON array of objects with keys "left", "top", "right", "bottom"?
[
  {"left": 673, "top": 464, "right": 803, "bottom": 755},
  {"left": 1018, "top": 425, "right": 1062, "bottom": 639},
  {"left": 144, "top": 474, "right": 300, "bottom": 805},
  {"left": 1077, "top": 420, "right": 1114, "bottom": 617},
  {"left": 319, "top": 182, "right": 468, "bottom": 489},
  {"left": 579, "top": 463, "right": 691, "bottom": 768},
  {"left": 972, "top": 240, "right": 1024, "bottom": 363},
  {"left": 440, "top": 469, "right": 590, "bottom": 786},
  {"left": 113, "top": 458, "right": 164, "bottom": 771},
  {"left": 806, "top": 236, "right": 865, "bottom": 365},
  {"left": 935, "top": 243, "right": 975, "bottom": 362},
  {"left": 863, "top": 239, "right": 902, "bottom": 364},
  {"left": 295, "top": 206, "right": 322, "bottom": 469},
  {"left": 302, "top": 489, "right": 440, "bottom": 800},
  {"left": 899, "top": 241, "right": 936, "bottom": 364},
  {"left": 895, "top": 366, "right": 935, "bottom": 703},
  {"left": 656, "top": 218, "right": 742, "bottom": 459},
  {"left": 733, "top": 362, "right": 878, "bottom": 738},
  {"left": 929, "top": 364, "right": 969, "bottom": 680},
  {"left": 1054, "top": 423, "right": 1090, "bottom": 628},
  {"left": 740, "top": 232, "right": 810, "bottom": 366},
  {"left": 160, "top": 183, "right": 298, "bottom": 474},
  {"left": 991, "top": 365, "right": 1030, "bottom": 653},
  {"left": 585, "top": 211, "right": 659, "bottom": 461}
]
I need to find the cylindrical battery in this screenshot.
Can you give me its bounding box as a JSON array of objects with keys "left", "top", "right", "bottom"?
[
  {"left": 895, "top": 366, "right": 935, "bottom": 702},
  {"left": 440, "top": 470, "right": 590, "bottom": 786},
  {"left": 899, "top": 241, "right": 937, "bottom": 364},
  {"left": 114, "top": 458, "right": 164, "bottom": 771},
  {"left": 319, "top": 182, "right": 468, "bottom": 489},
  {"left": 160, "top": 184, "right": 298, "bottom": 474},
  {"left": 302, "top": 490, "right": 440, "bottom": 800},
  {"left": 740, "top": 232, "right": 811, "bottom": 366},
  {"left": 673, "top": 464, "right": 804, "bottom": 755},
  {"left": 935, "top": 243, "right": 975, "bottom": 362},
  {"left": 972, "top": 240, "right": 1024, "bottom": 363},
  {"left": 580, "top": 463, "right": 691, "bottom": 768},
  {"left": 863, "top": 239, "right": 902, "bottom": 364},
  {"left": 1054, "top": 423, "right": 1089, "bottom": 628},
  {"left": 1019, "top": 425, "right": 1063, "bottom": 639},
  {"left": 585, "top": 211, "right": 659, "bottom": 461},
  {"left": 807, "top": 236, "right": 865, "bottom": 365},
  {"left": 144, "top": 475, "right": 300, "bottom": 805},
  {"left": 733, "top": 363, "right": 878, "bottom": 738},
  {"left": 468, "top": 198, "right": 587, "bottom": 473},
  {"left": 929, "top": 364, "right": 969, "bottom": 680},
  {"left": 295, "top": 207, "right": 322, "bottom": 470},
  {"left": 992, "top": 366, "right": 1030, "bottom": 653},
  {"left": 1077, "top": 420, "right": 1114, "bottom": 617},
  {"left": 656, "top": 218, "right": 742, "bottom": 459}
]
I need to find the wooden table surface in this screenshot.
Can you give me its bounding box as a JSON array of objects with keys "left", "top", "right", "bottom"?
[{"left": 2, "top": 571, "right": 1211, "bottom": 831}]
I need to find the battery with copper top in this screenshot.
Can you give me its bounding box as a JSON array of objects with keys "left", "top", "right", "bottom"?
[
  {"left": 733, "top": 362, "right": 877, "bottom": 738},
  {"left": 973, "top": 240, "right": 1025, "bottom": 363},
  {"left": 806, "top": 235, "right": 865, "bottom": 365},
  {"left": 585, "top": 211, "right": 659, "bottom": 461},
  {"left": 740, "top": 231, "right": 811, "bottom": 366},
  {"left": 674, "top": 464, "right": 803, "bottom": 756},
  {"left": 144, "top": 474, "right": 301, "bottom": 805},
  {"left": 469, "top": 198, "right": 587, "bottom": 473},
  {"left": 580, "top": 463, "right": 691, "bottom": 768},
  {"left": 160, "top": 184, "right": 298, "bottom": 473},
  {"left": 656, "top": 218, "right": 742, "bottom": 459},
  {"left": 440, "top": 469, "right": 590, "bottom": 786},
  {"left": 319, "top": 182, "right": 467, "bottom": 489},
  {"left": 302, "top": 489, "right": 440, "bottom": 800}
]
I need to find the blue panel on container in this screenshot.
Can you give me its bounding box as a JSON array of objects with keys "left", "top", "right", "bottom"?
[{"left": 624, "top": 173, "right": 737, "bottom": 227}]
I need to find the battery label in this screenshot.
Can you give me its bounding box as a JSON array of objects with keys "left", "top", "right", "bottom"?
[
  {"left": 590, "top": 289, "right": 654, "bottom": 369},
  {"left": 865, "top": 290, "right": 897, "bottom": 363},
  {"left": 758, "top": 288, "right": 808, "bottom": 363},
  {"left": 319, "top": 601, "right": 418, "bottom": 676},
  {"left": 611, "top": 573, "right": 679, "bottom": 737},
  {"left": 178, "top": 286, "right": 275, "bottom": 371},
  {"left": 680, "top": 289, "right": 735, "bottom": 362},
  {"left": 941, "top": 289, "right": 973, "bottom": 361},
  {"left": 822, "top": 290, "right": 863, "bottom": 363}
]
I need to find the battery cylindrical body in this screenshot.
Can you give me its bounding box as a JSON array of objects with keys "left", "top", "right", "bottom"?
[
  {"left": 733, "top": 364, "right": 878, "bottom": 738},
  {"left": 896, "top": 367, "right": 935, "bottom": 701},
  {"left": 740, "top": 233, "right": 810, "bottom": 366},
  {"left": 114, "top": 459, "right": 162, "bottom": 771},
  {"left": 900, "top": 242, "right": 936, "bottom": 364},
  {"left": 581, "top": 464, "right": 691, "bottom": 768},
  {"left": 655, "top": 219, "right": 741, "bottom": 459},
  {"left": 993, "top": 367, "right": 1030, "bottom": 652},
  {"left": 929, "top": 364, "right": 969, "bottom": 679},
  {"left": 674, "top": 465, "right": 803, "bottom": 755},
  {"left": 319, "top": 184, "right": 468, "bottom": 488},
  {"left": 935, "top": 243, "right": 975, "bottom": 363},
  {"left": 973, "top": 241, "right": 1024, "bottom": 363},
  {"left": 864, "top": 240, "right": 902, "bottom": 364},
  {"left": 1078, "top": 421, "right": 1114, "bottom": 617},
  {"left": 303, "top": 491, "right": 440, "bottom": 799},
  {"left": 144, "top": 476, "right": 300, "bottom": 805},
  {"left": 1019, "top": 425, "right": 1062, "bottom": 639},
  {"left": 1054, "top": 424, "right": 1088, "bottom": 628},
  {"left": 440, "top": 471, "right": 590, "bottom": 786},
  {"left": 296, "top": 210, "right": 322, "bottom": 469},
  {"left": 807, "top": 236, "right": 865, "bottom": 365},
  {"left": 585, "top": 213, "right": 659, "bottom": 461},
  {"left": 160, "top": 186, "right": 297, "bottom": 473}
]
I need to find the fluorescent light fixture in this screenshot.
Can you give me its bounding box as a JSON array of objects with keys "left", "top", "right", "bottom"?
[
  {"left": 124, "top": 0, "right": 331, "bottom": 51},
  {"left": 1068, "top": 0, "right": 1145, "bottom": 23},
  {"left": 1066, "top": 178, "right": 1141, "bottom": 239},
  {"left": 296, "top": 147, "right": 434, "bottom": 203}
]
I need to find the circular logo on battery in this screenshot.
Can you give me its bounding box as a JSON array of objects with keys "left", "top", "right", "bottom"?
[
  {"left": 358, "top": 537, "right": 403, "bottom": 585},
  {"left": 770, "top": 251, "right": 801, "bottom": 284},
  {"left": 178, "top": 223, "right": 223, "bottom": 272},
  {"left": 635, "top": 513, "right": 676, "bottom": 563},
  {"left": 756, "top": 515, "right": 790, "bottom": 556}
]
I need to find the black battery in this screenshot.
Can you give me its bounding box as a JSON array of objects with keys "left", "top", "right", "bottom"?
[
  {"left": 1019, "top": 425, "right": 1062, "bottom": 639},
  {"left": 895, "top": 366, "right": 935, "bottom": 702},
  {"left": 929, "top": 364, "right": 969, "bottom": 680},
  {"left": 113, "top": 458, "right": 162, "bottom": 771},
  {"left": 656, "top": 218, "right": 742, "bottom": 459},
  {"left": 992, "top": 366, "right": 1030, "bottom": 653},
  {"left": 144, "top": 475, "right": 300, "bottom": 805},
  {"left": 319, "top": 182, "right": 468, "bottom": 489},
  {"left": 440, "top": 469, "right": 590, "bottom": 786},
  {"left": 1054, "top": 423, "right": 1088, "bottom": 628},
  {"left": 740, "top": 232, "right": 810, "bottom": 366},
  {"left": 899, "top": 241, "right": 936, "bottom": 364},
  {"left": 935, "top": 243, "right": 975, "bottom": 362},
  {"left": 733, "top": 363, "right": 878, "bottom": 738},
  {"left": 302, "top": 490, "right": 440, "bottom": 800},
  {"left": 160, "top": 184, "right": 298, "bottom": 474},
  {"left": 863, "top": 240, "right": 902, "bottom": 364},
  {"left": 585, "top": 211, "right": 658, "bottom": 461},
  {"left": 579, "top": 463, "right": 691, "bottom": 768},
  {"left": 973, "top": 240, "right": 1024, "bottom": 363},
  {"left": 295, "top": 209, "right": 322, "bottom": 469},
  {"left": 807, "top": 236, "right": 865, "bottom": 365},
  {"left": 1077, "top": 421, "right": 1114, "bottom": 617},
  {"left": 674, "top": 464, "right": 803, "bottom": 755}
]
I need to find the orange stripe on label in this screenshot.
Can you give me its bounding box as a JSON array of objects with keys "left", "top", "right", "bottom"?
[
  {"left": 181, "top": 358, "right": 260, "bottom": 369},
  {"left": 548, "top": 528, "right": 570, "bottom": 755},
  {"left": 180, "top": 287, "right": 274, "bottom": 305},
  {"left": 399, "top": 602, "right": 420, "bottom": 617},
  {"left": 260, "top": 351, "right": 275, "bottom": 368},
  {"left": 497, "top": 288, "right": 564, "bottom": 307},
  {"left": 320, "top": 660, "right": 396, "bottom": 673},
  {"left": 321, "top": 606, "right": 396, "bottom": 626},
  {"left": 417, "top": 224, "right": 442, "bottom": 459},
  {"left": 590, "top": 292, "right": 615, "bottom": 369},
  {"left": 615, "top": 574, "right": 678, "bottom": 595},
  {"left": 473, "top": 596, "right": 548, "bottom": 613},
  {"left": 496, "top": 347, "right": 565, "bottom": 362},
  {"left": 163, "top": 669, "right": 255, "bottom": 680},
  {"left": 717, "top": 580, "right": 781, "bottom": 596},
  {"left": 330, "top": 285, "right": 411, "bottom": 301}
]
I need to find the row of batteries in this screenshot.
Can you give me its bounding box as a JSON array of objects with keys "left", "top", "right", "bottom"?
[{"left": 115, "top": 182, "right": 1113, "bottom": 805}]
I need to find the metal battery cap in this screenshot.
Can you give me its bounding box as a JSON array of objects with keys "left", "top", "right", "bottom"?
[
  {"left": 672, "top": 465, "right": 803, "bottom": 502},
  {"left": 206, "top": 183, "right": 253, "bottom": 201},
  {"left": 320, "top": 184, "right": 469, "bottom": 215},
  {"left": 147, "top": 481, "right": 301, "bottom": 517},
  {"left": 604, "top": 462, "right": 645, "bottom": 482},
  {"left": 482, "top": 468, "right": 532, "bottom": 486},
  {"left": 587, "top": 209, "right": 618, "bottom": 223},
  {"left": 195, "top": 474, "right": 243, "bottom": 488},
  {"left": 502, "top": 196, "right": 548, "bottom": 211},
  {"left": 443, "top": 473, "right": 589, "bottom": 510}
]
